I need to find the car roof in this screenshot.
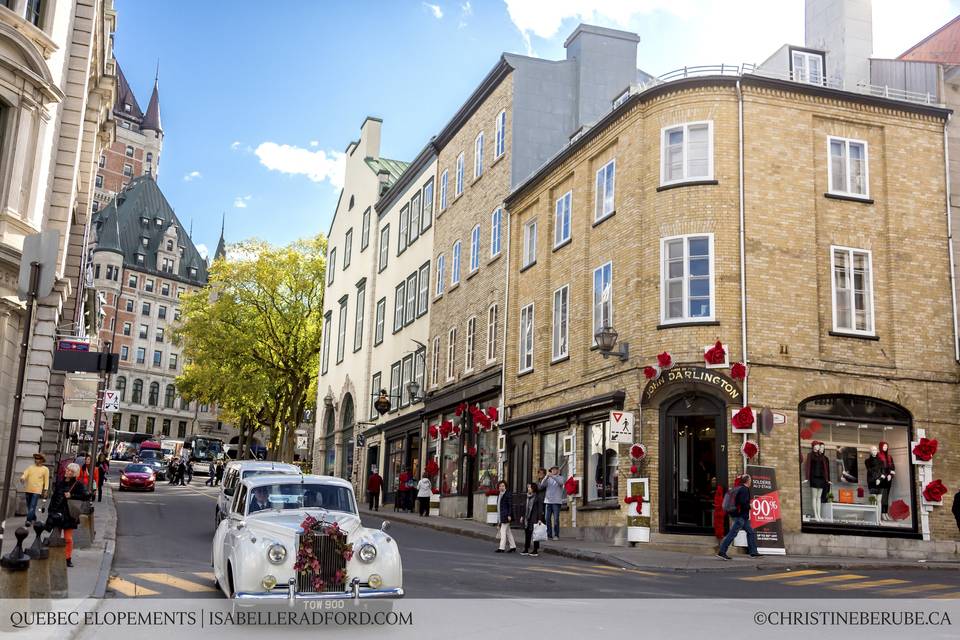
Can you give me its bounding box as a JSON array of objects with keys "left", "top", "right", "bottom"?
[
  {"left": 225, "top": 461, "right": 300, "bottom": 473},
  {"left": 241, "top": 473, "right": 352, "bottom": 490}
]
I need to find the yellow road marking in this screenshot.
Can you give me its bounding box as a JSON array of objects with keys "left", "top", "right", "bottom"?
[
  {"left": 193, "top": 571, "right": 216, "bottom": 581},
  {"left": 929, "top": 592, "right": 960, "bottom": 600},
  {"left": 830, "top": 578, "right": 909, "bottom": 591},
  {"left": 527, "top": 566, "right": 591, "bottom": 577},
  {"left": 587, "top": 564, "right": 664, "bottom": 577},
  {"left": 132, "top": 572, "right": 218, "bottom": 592},
  {"left": 783, "top": 574, "right": 867, "bottom": 586},
  {"left": 107, "top": 576, "right": 159, "bottom": 597},
  {"left": 741, "top": 570, "right": 825, "bottom": 581},
  {"left": 880, "top": 583, "right": 956, "bottom": 595}
]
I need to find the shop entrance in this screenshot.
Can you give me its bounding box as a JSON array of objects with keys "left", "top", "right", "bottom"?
[
  {"left": 505, "top": 431, "right": 532, "bottom": 524},
  {"left": 660, "top": 393, "right": 726, "bottom": 535}
]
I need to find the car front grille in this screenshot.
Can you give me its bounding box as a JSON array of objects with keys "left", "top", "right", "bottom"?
[{"left": 295, "top": 531, "right": 347, "bottom": 593}]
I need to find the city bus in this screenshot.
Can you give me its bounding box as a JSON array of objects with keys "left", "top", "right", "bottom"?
[
  {"left": 183, "top": 435, "right": 225, "bottom": 474},
  {"left": 109, "top": 430, "right": 154, "bottom": 460}
]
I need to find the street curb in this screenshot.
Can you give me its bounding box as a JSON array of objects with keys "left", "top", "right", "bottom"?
[
  {"left": 366, "top": 510, "right": 960, "bottom": 573},
  {"left": 92, "top": 484, "right": 118, "bottom": 598}
]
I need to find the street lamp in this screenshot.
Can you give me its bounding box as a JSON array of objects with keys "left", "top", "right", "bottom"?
[
  {"left": 323, "top": 392, "right": 334, "bottom": 410},
  {"left": 405, "top": 380, "right": 422, "bottom": 403},
  {"left": 594, "top": 325, "right": 629, "bottom": 361}
]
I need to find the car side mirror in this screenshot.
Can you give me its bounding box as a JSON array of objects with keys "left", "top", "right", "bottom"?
[{"left": 380, "top": 520, "right": 390, "bottom": 532}]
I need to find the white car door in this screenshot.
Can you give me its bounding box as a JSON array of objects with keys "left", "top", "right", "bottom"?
[{"left": 215, "top": 485, "right": 247, "bottom": 593}]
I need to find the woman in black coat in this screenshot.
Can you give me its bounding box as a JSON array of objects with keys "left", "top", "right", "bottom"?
[
  {"left": 45, "top": 462, "right": 88, "bottom": 567},
  {"left": 521, "top": 482, "right": 544, "bottom": 556}
]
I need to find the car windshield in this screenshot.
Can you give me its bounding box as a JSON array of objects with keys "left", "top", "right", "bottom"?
[
  {"left": 241, "top": 469, "right": 295, "bottom": 480},
  {"left": 246, "top": 482, "right": 355, "bottom": 515},
  {"left": 126, "top": 464, "right": 151, "bottom": 474},
  {"left": 139, "top": 450, "right": 160, "bottom": 460}
]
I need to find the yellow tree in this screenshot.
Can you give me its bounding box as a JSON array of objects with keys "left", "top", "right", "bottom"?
[{"left": 174, "top": 235, "right": 326, "bottom": 460}]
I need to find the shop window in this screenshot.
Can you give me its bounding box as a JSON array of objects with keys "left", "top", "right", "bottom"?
[
  {"left": 477, "top": 426, "right": 498, "bottom": 491},
  {"left": 798, "top": 395, "right": 914, "bottom": 533},
  {"left": 386, "top": 437, "right": 405, "bottom": 498},
  {"left": 541, "top": 430, "right": 564, "bottom": 472},
  {"left": 587, "top": 420, "right": 618, "bottom": 503},
  {"left": 441, "top": 422, "right": 459, "bottom": 495}
]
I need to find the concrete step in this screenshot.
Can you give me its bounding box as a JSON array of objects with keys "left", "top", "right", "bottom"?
[{"left": 648, "top": 532, "right": 718, "bottom": 555}]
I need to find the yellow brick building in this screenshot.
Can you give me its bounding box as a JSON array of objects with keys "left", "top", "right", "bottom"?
[{"left": 503, "top": 73, "right": 960, "bottom": 558}]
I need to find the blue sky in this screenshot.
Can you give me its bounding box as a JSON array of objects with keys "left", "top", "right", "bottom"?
[{"left": 114, "top": 0, "right": 960, "bottom": 256}]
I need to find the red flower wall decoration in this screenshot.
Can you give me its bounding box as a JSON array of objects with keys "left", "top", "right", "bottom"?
[
  {"left": 564, "top": 477, "right": 579, "bottom": 496},
  {"left": 922, "top": 479, "right": 948, "bottom": 503},
  {"left": 799, "top": 428, "right": 813, "bottom": 440},
  {"left": 630, "top": 465, "right": 638, "bottom": 474},
  {"left": 439, "top": 420, "right": 453, "bottom": 439},
  {"left": 486, "top": 406, "right": 499, "bottom": 422},
  {"left": 629, "top": 444, "right": 646, "bottom": 460},
  {"left": 454, "top": 403, "right": 465, "bottom": 417},
  {"left": 809, "top": 420, "right": 823, "bottom": 433},
  {"left": 704, "top": 341, "right": 726, "bottom": 365},
  {"left": 428, "top": 425, "right": 439, "bottom": 440},
  {"left": 467, "top": 446, "right": 478, "bottom": 457},
  {"left": 888, "top": 499, "right": 910, "bottom": 521},
  {"left": 425, "top": 459, "right": 439, "bottom": 477},
  {"left": 657, "top": 352, "right": 673, "bottom": 369},
  {"left": 731, "top": 406, "right": 755, "bottom": 430},
  {"left": 730, "top": 362, "right": 747, "bottom": 381},
  {"left": 643, "top": 366, "right": 659, "bottom": 380},
  {"left": 741, "top": 440, "right": 758, "bottom": 459},
  {"left": 912, "top": 437, "right": 939, "bottom": 462}
]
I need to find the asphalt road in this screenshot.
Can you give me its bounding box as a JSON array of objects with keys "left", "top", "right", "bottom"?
[{"left": 106, "top": 477, "right": 960, "bottom": 599}]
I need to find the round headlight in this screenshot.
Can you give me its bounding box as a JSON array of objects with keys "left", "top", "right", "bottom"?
[
  {"left": 267, "top": 543, "right": 287, "bottom": 564},
  {"left": 357, "top": 543, "right": 377, "bottom": 563},
  {"left": 367, "top": 574, "right": 383, "bottom": 589},
  {"left": 261, "top": 575, "right": 277, "bottom": 590}
]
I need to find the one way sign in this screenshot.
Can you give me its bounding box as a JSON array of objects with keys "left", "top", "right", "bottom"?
[{"left": 610, "top": 411, "right": 634, "bottom": 442}]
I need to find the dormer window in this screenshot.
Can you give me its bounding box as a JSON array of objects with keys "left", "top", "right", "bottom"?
[
  {"left": 141, "top": 236, "right": 149, "bottom": 247},
  {"left": 124, "top": 103, "right": 132, "bottom": 114},
  {"left": 141, "top": 216, "right": 149, "bottom": 226},
  {"left": 135, "top": 254, "right": 145, "bottom": 265},
  {"left": 155, "top": 217, "right": 163, "bottom": 227},
  {"left": 166, "top": 239, "right": 173, "bottom": 251},
  {"left": 179, "top": 247, "right": 185, "bottom": 257},
  {"left": 188, "top": 267, "right": 198, "bottom": 278},
  {"left": 791, "top": 49, "right": 824, "bottom": 86}
]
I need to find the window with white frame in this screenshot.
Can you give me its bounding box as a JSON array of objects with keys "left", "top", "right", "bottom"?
[
  {"left": 470, "top": 224, "right": 480, "bottom": 272},
  {"left": 370, "top": 373, "right": 381, "bottom": 419},
  {"left": 451, "top": 241, "right": 461, "bottom": 285},
  {"left": 409, "top": 192, "right": 421, "bottom": 244},
  {"left": 400, "top": 355, "right": 413, "bottom": 408},
  {"left": 552, "top": 285, "right": 569, "bottom": 361},
  {"left": 486, "top": 303, "right": 498, "bottom": 363},
  {"left": 828, "top": 137, "right": 868, "bottom": 198},
  {"left": 446, "top": 327, "right": 457, "bottom": 381},
  {"left": 354, "top": 283, "right": 365, "bottom": 351},
  {"left": 465, "top": 316, "right": 476, "bottom": 372},
  {"left": 389, "top": 362, "right": 401, "bottom": 413},
  {"left": 394, "top": 282, "right": 406, "bottom": 332},
  {"left": 474, "top": 132, "right": 484, "bottom": 178},
  {"left": 455, "top": 153, "right": 464, "bottom": 196},
  {"left": 661, "top": 234, "right": 714, "bottom": 323},
  {"left": 594, "top": 159, "right": 616, "bottom": 222},
  {"left": 831, "top": 246, "right": 874, "bottom": 334},
  {"left": 398, "top": 204, "right": 409, "bottom": 255},
  {"left": 405, "top": 272, "right": 417, "bottom": 325},
  {"left": 328, "top": 248, "right": 336, "bottom": 285},
  {"left": 431, "top": 336, "right": 441, "bottom": 387},
  {"left": 374, "top": 298, "right": 386, "bottom": 345},
  {"left": 522, "top": 219, "right": 537, "bottom": 269},
  {"left": 378, "top": 224, "right": 390, "bottom": 272},
  {"left": 440, "top": 170, "right": 448, "bottom": 210},
  {"left": 417, "top": 262, "right": 430, "bottom": 316},
  {"left": 554, "top": 191, "right": 572, "bottom": 247},
  {"left": 436, "top": 254, "right": 446, "bottom": 296},
  {"left": 592, "top": 263, "right": 613, "bottom": 343},
  {"left": 792, "top": 49, "right": 824, "bottom": 85},
  {"left": 519, "top": 303, "right": 534, "bottom": 373},
  {"left": 344, "top": 229, "right": 353, "bottom": 269},
  {"left": 490, "top": 207, "right": 502, "bottom": 257},
  {"left": 361, "top": 208, "right": 371, "bottom": 251},
  {"left": 495, "top": 109, "right": 506, "bottom": 158},
  {"left": 336, "top": 298, "right": 348, "bottom": 364},
  {"left": 661, "top": 122, "right": 712, "bottom": 185},
  {"left": 422, "top": 179, "right": 434, "bottom": 230}
]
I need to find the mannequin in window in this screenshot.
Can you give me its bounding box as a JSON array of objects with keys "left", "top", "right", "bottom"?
[
  {"left": 834, "top": 446, "right": 856, "bottom": 484},
  {"left": 877, "top": 441, "right": 896, "bottom": 520},
  {"left": 864, "top": 445, "right": 883, "bottom": 507},
  {"left": 803, "top": 441, "right": 831, "bottom": 521}
]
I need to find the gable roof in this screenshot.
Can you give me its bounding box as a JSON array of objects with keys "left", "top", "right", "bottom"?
[
  {"left": 114, "top": 63, "right": 144, "bottom": 121},
  {"left": 364, "top": 157, "right": 409, "bottom": 186},
  {"left": 899, "top": 14, "right": 960, "bottom": 64}
]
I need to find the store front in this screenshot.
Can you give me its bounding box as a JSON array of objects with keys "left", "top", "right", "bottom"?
[
  {"left": 797, "top": 395, "right": 917, "bottom": 537},
  {"left": 379, "top": 412, "right": 423, "bottom": 511}
]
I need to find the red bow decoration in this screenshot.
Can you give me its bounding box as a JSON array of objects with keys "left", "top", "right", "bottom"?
[
  {"left": 741, "top": 440, "right": 758, "bottom": 459},
  {"left": 428, "top": 425, "right": 439, "bottom": 440},
  {"left": 486, "top": 406, "right": 499, "bottom": 422},
  {"left": 564, "top": 477, "right": 579, "bottom": 496},
  {"left": 922, "top": 479, "right": 948, "bottom": 503},
  {"left": 624, "top": 494, "right": 644, "bottom": 510},
  {"left": 424, "top": 459, "right": 439, "bottom": 477},
  {"left": 730, "top": 362, "right": 747, "bottom": 381},
  {"left": 888, "top": 499, "right": 910, "bottom": 521},
  {"left": 629, "top": 444, "right": 646, "bottom": 460},
  {"left": 912, "top": 437, "right": 939, "bottom": 462},
  {"left": 657, "top": 352, "right": 673, "bottom": 369},
  {"left": 731, "top": 406, "right": 755, "bottom": 430},
  {"left": 704, "top": 341, "right": 726, "bottom": 365},
  {"left": 643, "top": 366, "right": 659, "bottom": 380}
]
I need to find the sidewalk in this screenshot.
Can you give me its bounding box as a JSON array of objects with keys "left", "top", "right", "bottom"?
[{"left": 362, "top": 507, "right": 960, "bottom": 573}]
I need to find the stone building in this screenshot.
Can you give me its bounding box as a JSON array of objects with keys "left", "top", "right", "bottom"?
[
  {"left": 0, "top": 0, "right": 117, "bottom": 518},
  {"left": 502, "top": 11, "right": 959, "bottom": 557}
]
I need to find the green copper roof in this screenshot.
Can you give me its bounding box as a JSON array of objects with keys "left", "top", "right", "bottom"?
[{"left": 364, "top": 157, "right": 409, "bottom": 189}]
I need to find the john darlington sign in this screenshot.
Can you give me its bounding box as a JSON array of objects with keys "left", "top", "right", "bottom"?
[{"left": 643, "top": 366, "right": 742, "bottom": 403}]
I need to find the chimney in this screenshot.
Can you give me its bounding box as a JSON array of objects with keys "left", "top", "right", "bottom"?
[
  {"left": 358, "top": 116, "right": 383, "bottom": 160},
  {"left": 564, "top": 24, "right": 640, "bottom": 131},
  {"left": 805, "top": 0, "right": 873, "bottom": 91}
]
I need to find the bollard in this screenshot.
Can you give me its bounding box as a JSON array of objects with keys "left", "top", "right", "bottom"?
[
  {"left": 46, "top": 529, "right": 67, "bottom": 599},
  {"left": 0, "top": 527, "right": 31, "bottom": 599},
  {"left": 26, "top": 521, "right": 48, "bottom": 560}
]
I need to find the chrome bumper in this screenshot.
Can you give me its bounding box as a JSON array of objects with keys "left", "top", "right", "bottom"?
[{"left": 235, "top": 578, "right": 403, "bottom": 603}]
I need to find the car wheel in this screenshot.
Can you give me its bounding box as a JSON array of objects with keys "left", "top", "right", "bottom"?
[{"left": 226, "top": 564, "right": 235, "bottom": 599}]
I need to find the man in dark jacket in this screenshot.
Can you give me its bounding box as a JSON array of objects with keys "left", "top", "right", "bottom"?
[
  {"left": 367, "top": 467, "right": 383, "bottom": 511},
  {"left": 717, "top": 474, "right": 760, "bottom": 560},
  {"left": 495, "top": 480, "right": 516, "bottom": 553},
  {"left": 952, "top": 489, "right": 960, "bottom": 533}
]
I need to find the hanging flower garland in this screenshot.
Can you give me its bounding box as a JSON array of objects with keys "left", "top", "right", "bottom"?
[
  {"left": 428, "top": 425, "right": 439, "bottom": 440},
  {"left": 730, "top": 362, "right": 748, "bottom": 381},
  {"left": 486, "top": 406, "right": 499, "bottom": 423},
  {"left": 657, "top": 352, "right": 673, "bottom": 369},
  {"left": 643, "top": 365, "right": 660, "bottom": 380},
  {"left": 629, "top": 444, "right": 646, "bottom": 461},
  {"left": 424, "top": 458, "right": 439, "bottom": 477},
  {"left": 912, "top": 437, "right": 939, "bottom": 462},
  {"left": 704, "top": 341, "right": 726, "bottom": 365},
  {"left": 799, "top": 428, "right": 814, "bottom": 440},
  {"left": 564, "top": 476, "right": 579, "bottom": 496},
  {"left": 439, "top": 420, "right": 454, "bottom": 440},
  {"left": 294, "top": 516, "right": 353, "bottom": 592},
  {"left": 731, "top": 406, "right": 755, "bottom": 430},
  {"left": 922, "top": 479, "right": 948, "bottom": 503},
  {"left": 466, "top": 445, "right": 478, "bottom": 457},
  {"left": 741, "top": 440, "right": 758, "bottom": 459}
]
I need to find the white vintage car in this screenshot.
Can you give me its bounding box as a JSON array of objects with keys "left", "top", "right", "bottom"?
[
  {"left": 215, "top": 460, "right": 301, "bottom": 527},
  {"left": 212, "top": 473, "right": 403, "bottom": 602}
]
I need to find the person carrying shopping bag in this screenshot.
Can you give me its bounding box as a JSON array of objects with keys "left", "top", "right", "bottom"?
[
  {"left": 44, "top": 463, "right": 88, "bottom": 567},
  {"left": 495, "top": 480, "right": 517, "bottom": 553},
  {"left": 521, "top": 482, "right": 545, "bottom": 556}
]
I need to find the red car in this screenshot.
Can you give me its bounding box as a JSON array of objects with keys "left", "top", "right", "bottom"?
[{"left": 119, "top": 463, "right": 156, "bottom": 492}]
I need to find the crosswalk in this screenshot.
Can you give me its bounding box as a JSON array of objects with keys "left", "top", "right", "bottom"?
[
  {"left": 739, "top": 569, "right": 960, "bottom": 598},
  {"left": 523, "top": 563, "right": 685, "bottom": 580},
  {"left": 107, "top": 571, "right": 221, "bottom": 598}
]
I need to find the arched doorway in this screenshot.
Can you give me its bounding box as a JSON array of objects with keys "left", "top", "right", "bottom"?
[
  {"left": 659, "top": 392, "right": 727, "bottom": 535},
  {"left": 339, "top": 394, "right": 355, "bottom": 480},
  {"left": 323, "top": 409, "right": 336, "bottom": 475}
]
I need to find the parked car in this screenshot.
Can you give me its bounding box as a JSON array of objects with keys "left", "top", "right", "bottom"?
[
  {"left": 212, "top": 474, "right": 403, "bottom": 602},
  {"left": 215, "top": 461, "right": 300, "bottom": 527},
  {"left": 119, "top": 464, "right": 156, "bottom": 492}
]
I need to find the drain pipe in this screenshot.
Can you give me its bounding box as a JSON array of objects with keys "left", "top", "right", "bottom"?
[
  {"left": 736, "top": 80, "right": 749, "bottom": 470},
  {"left": 943, "top": 114, "right": 960, "bottom": 362},
  {"left": 499, "top": 203, "right": 511, "bottom": 484}
]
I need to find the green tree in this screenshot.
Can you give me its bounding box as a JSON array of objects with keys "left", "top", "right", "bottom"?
[{"left": 173, "top": 235, "right": 326, "bottom": 460}]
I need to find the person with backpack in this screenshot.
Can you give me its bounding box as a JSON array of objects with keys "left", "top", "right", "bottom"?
[{"left": 717, "top": 474, "right": 760, "bottom": 560}]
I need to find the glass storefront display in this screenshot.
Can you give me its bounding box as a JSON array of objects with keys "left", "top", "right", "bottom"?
[
  {"left": 476, "top": 429, "right": 497, "bottom": 490},
  {"left": 386, "top": 437, "right": 404, "bottom": 496},
  {"left": 441, "top": 424, "right": 459, "bottom": 495},
  {"left": 587, "top": 420, "right": 618, "bottom": 503},
  {"left": 799, "top": 396, "right": 914, "bottom": 532}
]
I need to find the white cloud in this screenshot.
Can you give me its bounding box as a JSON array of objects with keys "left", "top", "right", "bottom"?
[
  {"left": 195, "top": 244, "right": 209, "bottom": 260},
  {"left": 230, "top": 141, "right": 242, "bottom": 151},
  {"left": 459, "top": 0, "right": 472, "bottom": 28},
  {"left": 183, "top": 170, "right": 202, "bottom": 182},
  {"left": 309, "top": 140, "right": 320, "bottom": 147},
  {"left": 423, "top": 2, "right": 443, "bottom": 18},
  {"left": 233, "top": 195, "right": 252, "bottom": 208},
  {"left": 254, "top": 142, "right": 346, "bottom": 189}
]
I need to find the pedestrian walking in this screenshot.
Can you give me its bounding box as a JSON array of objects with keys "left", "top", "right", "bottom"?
[
  {"left": 717, "top": 474, "right": 761, "bottom": 560},
  {"left": 95, "top": 454, "right": 109, "bottom": 503},
  {"left": 521, "top": 482, "right": 544, "bottom": 556},
  {"left": 367, "top": 467, "right": 383, "bottom": 511},
  {"left": 19, "top": 453, "right": 49, "bottom": 524},
  {"left": 180, "top": 448, "right": 192, "bottom": 484},
  {"left": 952, "top": 488, "right": 960, "bottom": 533},
  {"left": 176, "top": 458, "right": 187, "bottom": 486},
  {"left": 540, "top": 466, "right": 564, "bottom": 540},
  {"left": 44, "top": 462, "right": 88, "bottom": 567},
  {"left": 495, "top": 480, "right": 516, "bottom": 553},
  {"left": 215, "top": 459, "right": 225, "bottom": 486},
  {"left": 168, "top": 458, "right": 179, "bottom": 485},
  {"left": 416, "top": 474, "right": 432, "bottom": 516},
  {"left": 396, "top": 468, "right": 410, "bottom": 512}
]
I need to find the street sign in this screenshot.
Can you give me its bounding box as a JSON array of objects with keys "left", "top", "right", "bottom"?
[
  {"left": 102, "top": 390, "right": 120, "bottom": 413},
  {"left": 610, "top": 411, "right": 634, "bottom": 442},
  {"left": 296, "top": 436, "right": 308, "bottom": 450},
  {"left": 18, "top": 229, "right": 59, "bottom": 300}
]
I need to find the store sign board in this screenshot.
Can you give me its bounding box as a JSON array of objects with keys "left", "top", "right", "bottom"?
[
  {"left": 736, "top": 464, "right": 787, "bottom": 555},
  {"left": 642, "top": 366, "right": 742, "bottom": 403}
]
